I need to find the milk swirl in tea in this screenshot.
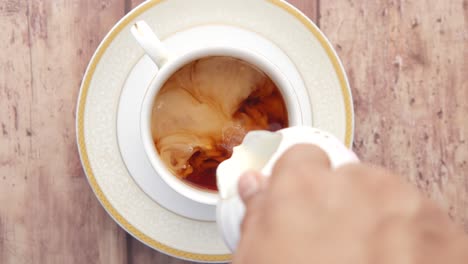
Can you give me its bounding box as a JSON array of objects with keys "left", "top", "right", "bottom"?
[{"left": 152, "top": 56, "right": 288, "bottom": 191}]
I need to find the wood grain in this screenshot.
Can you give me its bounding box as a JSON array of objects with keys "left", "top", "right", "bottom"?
[
  {"left": 129, "top": 0, "right": 144, "bottom": 10},
  {"left": 320, "top": 0, "right": 468, "bottom": 228},
  {"left": 1, "top": 0, "right": 467, "bottom": 263},
  {"left": 286, "top": 0, "right": 319, "bottom": 22},
  {"left": 0, "top": 0, "right": 127, "bottom": 263}
]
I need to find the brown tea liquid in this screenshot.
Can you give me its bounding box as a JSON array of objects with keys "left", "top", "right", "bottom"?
[{"left": 151, "top": 56, "right": 288, "bottom": 191}]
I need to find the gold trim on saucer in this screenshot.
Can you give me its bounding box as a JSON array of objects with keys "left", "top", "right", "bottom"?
[{"left": 76, "top": 0, "right": 353, "bottom": 262}]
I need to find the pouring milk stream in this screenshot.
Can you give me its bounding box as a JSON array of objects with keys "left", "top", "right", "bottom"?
[{"left": 131, "top": 21, "right": 359, "bottom": 252}]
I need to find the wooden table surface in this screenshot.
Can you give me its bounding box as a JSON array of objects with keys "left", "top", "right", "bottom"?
[{"left": 1, "top": 0, "right": 467, "bottom": 263}]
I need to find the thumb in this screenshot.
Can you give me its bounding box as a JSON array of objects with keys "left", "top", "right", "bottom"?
[{"left": 238, "top": 171, "right": 264, "bottom": 205}]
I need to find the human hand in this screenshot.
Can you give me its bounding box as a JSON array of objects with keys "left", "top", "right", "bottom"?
[{"left": 233, "top": 145, "right": 468, "bottom": 264}]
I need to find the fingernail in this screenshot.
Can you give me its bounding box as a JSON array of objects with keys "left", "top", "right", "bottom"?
[{"left": 238, "top": 172, "right": 259, "bottom": 201}]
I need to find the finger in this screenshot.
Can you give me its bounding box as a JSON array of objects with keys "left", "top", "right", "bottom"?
[
  {"left": 335, "top": 163, "right": 415, "bottom": 205},
  {"left": 335, "top": 163, "right": 402, "bottom": 188},
  {"left": 238, "top": 171, "right": 264, "bottom": 205},
  {"left": 271, "top": 144, "right": 331, "bottom": 180}
]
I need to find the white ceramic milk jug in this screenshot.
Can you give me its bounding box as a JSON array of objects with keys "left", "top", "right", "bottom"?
[{"left": 216, "top": 126, "right": 359, "bottom": 252}]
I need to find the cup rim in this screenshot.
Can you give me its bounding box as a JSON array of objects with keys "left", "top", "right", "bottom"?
[{"left": 140, "top": 46, "right": 302, "bottom": 205}]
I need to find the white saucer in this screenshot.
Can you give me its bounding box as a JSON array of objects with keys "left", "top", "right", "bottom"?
[{"left": 77, "top": 0, "right": 354, "bottom": 262}]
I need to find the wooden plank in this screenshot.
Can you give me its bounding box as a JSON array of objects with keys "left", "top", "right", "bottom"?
[
  {"left": 0, "top": 0, "right": 128, "bottom": 263},
  {"left": 287, "top": 0, "right": 319, "bottom": 22},
  {"left": 124, "top": 0, "right": 318, "bottom": 263},
  {"left": 129, "top": 0, "right": 145, "bottom": 10},
  {"left": 320, "top": 0, "right": 468, "bottom": 229}
]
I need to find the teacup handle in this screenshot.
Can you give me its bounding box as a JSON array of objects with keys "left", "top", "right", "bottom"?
[{"left": 131, "top": 21, "right": 170, "bottom": 69}]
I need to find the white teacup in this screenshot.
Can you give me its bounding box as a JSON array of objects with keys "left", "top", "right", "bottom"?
[{"left": 132, "top": 21, "right": 303, "bottom": 205}]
